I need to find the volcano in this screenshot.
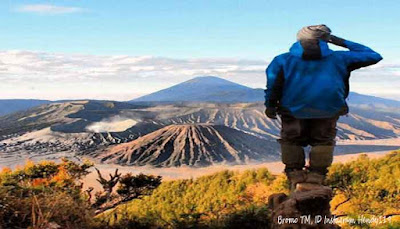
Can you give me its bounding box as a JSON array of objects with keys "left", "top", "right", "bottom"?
[{"left": 97, "top": 124, "right": 279, "bottom": 167}]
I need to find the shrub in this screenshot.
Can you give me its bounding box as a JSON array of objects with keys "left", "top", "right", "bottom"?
[{"left": 0, "top": 159, "right": 95, "bottom": 229}]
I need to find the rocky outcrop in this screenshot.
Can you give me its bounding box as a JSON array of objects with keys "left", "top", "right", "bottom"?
[{"left": 268, "top": 186, "right": 340, "bottom": 229}]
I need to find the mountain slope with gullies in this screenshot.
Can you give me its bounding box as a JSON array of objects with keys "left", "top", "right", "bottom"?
[
  {"left": 1, "top": 101, "right": 400, "bottom": 168},
  {"left": 156, "top": 103, "right": 280, "bottom": 139},
  {"left": 3, "top": 101, "right": 400, "bottom": 143},
  {"left": 0, "top": 100, "right": 151, "bottom": 138},
  {"left": 1, "top": 76, "right": 400, "bottom": 168},
  {"left": 96, "top": 124, "right": 280, "bottom": 167},
  {"left": 3, "top": 77, "right": 400, "bottom": 142},
  {"left": 0, "top": 101, "right": 87, "bottom": 139},
  {"left": 0, "top": 100, "right": 159, "bottom": 167},
  {"left": 153, "top": 103, "right": 400, "bottom": 140}
]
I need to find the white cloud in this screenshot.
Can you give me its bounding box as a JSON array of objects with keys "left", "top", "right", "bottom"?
[
  {"left": 16, "top": 4, "right": 83, "bottom": 14},
  {"left": 0, "top": 50, "right": 267, "bottom": 83},
  {"left": 0, "top": 50, "right": 398, "bottom": 101}
]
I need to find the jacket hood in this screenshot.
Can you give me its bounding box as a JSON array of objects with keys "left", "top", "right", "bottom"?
[{"left": 289, "top": 40, "right": 333, "bottom": 59}]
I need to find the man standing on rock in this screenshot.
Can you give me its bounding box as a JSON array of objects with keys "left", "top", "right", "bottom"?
[{"left": 264, "top": 25, "right": 382, "bottom": 191}]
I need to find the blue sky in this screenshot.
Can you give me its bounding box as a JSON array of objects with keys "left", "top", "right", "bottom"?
[{"left": 0, "top": 0, "right": 399, "bottom": 100}]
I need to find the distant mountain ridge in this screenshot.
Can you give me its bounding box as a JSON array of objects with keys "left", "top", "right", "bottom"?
[
  {"left": 346, "top": 92, "right": 400, "bottom": 111},
  {"left": 2, "top": 76, "right": 400, "bottom": 117},
  {"left": 0, "top": 99, "right": 51, "bottom": 116},
  {"left": 131, "top": 76, "right": 400, "bottom": 111}
]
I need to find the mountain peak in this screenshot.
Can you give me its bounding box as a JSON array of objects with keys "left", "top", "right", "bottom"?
[
  {"left": 183, "top": 76, "right": 243, "bottom": 86},
  {"left": 188, "top": 75, "right": 230, "bottom": 81},
  {"left": 191, "top": 75, "right": 221, "bottom": 80},
  {"left": 131, "top": 76, "right": 258, "bottom": 103}
]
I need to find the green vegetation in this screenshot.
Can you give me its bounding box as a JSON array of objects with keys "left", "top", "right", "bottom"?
[
  {"left": 106, "top": 151, "right": 400, "bottom": 228},
  {"left": 1, "top": 151, "right": 400, "bottom": 228},
  {"left": 328, "top": 151, "right": 400, "bottom": 228},
  {"left": 103, "top": 168, "right": 284, "bottom": 228},
  {"left": 0, "top": 159, "right": 95, "bottom": 229},
  {"left": 0, "top": 159, "right": 161, "bottom": 228},
  {"left": 93, "top": 168, "right": 161, "bottom": 214}
]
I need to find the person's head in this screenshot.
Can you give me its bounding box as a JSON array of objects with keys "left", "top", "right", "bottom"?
[{"left": 296, "top": 24, "right": 331, "bottom": 41}]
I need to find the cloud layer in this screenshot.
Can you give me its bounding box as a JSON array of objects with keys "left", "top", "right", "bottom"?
[
  {"left": 16, "top": 4, "right": 83, "bottom": 14},
  {"left": 0, "top": 50, "right": 266, "bottom": 84},
  {"left": 0, "top": 50, "right": 398, "bottom": 101}
]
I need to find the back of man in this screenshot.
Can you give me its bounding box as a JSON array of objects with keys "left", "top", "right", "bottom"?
[{"left": 264, "top": 25, "right": 382, "bottom": 191}]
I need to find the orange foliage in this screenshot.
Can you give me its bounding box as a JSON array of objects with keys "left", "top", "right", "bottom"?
[
  {"left": 1, "top": 167, "right": 11, "bottom": 174},
  {"left": 243, "top": 182, "right": 271, "bottom": 203},
  {"left": 31, "top": 178, "right": 48, "bottom": 187},
  {"left": 52, "top": 166, "right": 69, "bottom": 183}
]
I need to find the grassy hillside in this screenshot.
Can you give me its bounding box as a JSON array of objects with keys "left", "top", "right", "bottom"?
[
  {"left": 103, "top": 168, "right": 286, "bottom": 228},
  {"left": 104, "top": 151, "right": 400, "bottom": 229},
  {"left": 327, "top": 152, "right": 400, "bottom": 227}
]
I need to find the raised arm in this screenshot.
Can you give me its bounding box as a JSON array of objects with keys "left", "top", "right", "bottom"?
[{"left": 329, "top": 35, "right": 383, "bottom": 70}]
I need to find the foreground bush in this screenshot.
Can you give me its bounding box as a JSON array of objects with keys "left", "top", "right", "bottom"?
[
  {"left": 328, "top": 151, "right": 400, "bottom": 228},
  {"left": 105, "top": 152, "right": 400, "bottom": 229},
  {"left": 0, "top": 159, "right": 161, "bottom": 229},
  {"left": 103, "top": 168, "right": 283, "bottom": 228},
  {"left": 0, "top": 159, "right": 95, "bottom": 228}
]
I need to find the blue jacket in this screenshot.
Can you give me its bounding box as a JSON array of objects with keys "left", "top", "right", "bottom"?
[{"left": 264, "top": 39, "right": 382, "bottom": 119}]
